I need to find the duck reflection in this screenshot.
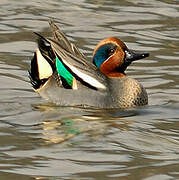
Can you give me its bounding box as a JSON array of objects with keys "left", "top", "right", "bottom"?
[{"left": 34, "top": 104, "right": 137, "bottom": 144}]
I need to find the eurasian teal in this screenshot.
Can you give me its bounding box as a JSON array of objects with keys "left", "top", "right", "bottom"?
[{"left": 29, "top": 20, "right": 149, "bottom": 109}]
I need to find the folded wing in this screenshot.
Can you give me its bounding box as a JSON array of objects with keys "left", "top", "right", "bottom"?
[{"left": 30, "top": 20, "right": 106, "bottom": 91}]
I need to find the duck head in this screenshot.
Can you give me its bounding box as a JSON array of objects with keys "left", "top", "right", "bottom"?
[{"left": 93, "top": 37, "right": 149, "bottom": 77}]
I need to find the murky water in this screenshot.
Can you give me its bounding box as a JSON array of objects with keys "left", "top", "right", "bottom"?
[{"left": 0, "top": 0, "right": 179, "bottom": 179}]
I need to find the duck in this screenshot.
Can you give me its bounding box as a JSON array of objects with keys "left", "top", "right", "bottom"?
[{"left": 29, "top": 20, "right": 149, "bottom": 109}]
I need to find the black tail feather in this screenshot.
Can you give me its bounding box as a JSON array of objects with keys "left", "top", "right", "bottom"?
[
  {"left": 36, "top": 33, "right": 56, "bottom": 71},
  {"left": 29, "top": 52, "right": 48, "bottom": 89},
  {"left": 29, "top": 33, "right": 57, "bottom": 90}
]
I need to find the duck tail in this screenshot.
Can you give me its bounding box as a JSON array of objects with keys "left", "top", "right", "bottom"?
[{"left": 29, "top": 33, "right": 55, "bottom": 90}]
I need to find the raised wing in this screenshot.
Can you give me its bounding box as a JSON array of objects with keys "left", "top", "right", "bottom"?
[
  {"left": 49, "top": 20, "right": 86, "bottom": 59},
  {"left": 47, "top": 20, "right": 106, "bottom": 90}
]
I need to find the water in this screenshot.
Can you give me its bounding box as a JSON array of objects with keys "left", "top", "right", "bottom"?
[{"left": 0, "top": 0, "right": 179, "bottom": 179}]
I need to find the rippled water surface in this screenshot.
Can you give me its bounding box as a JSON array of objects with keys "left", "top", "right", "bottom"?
[{"left": 0, "top": 0, "right": 179, "bottom": 179}]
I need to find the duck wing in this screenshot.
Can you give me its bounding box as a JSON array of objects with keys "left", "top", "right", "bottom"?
[
  {"left": 49, "top": 20, "right": 86, "bottom": 60},
  {"left": 47, "top": 20, "right": 106, "bottom": 90}
]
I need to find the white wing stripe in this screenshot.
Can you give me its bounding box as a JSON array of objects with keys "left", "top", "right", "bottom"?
[{"left": 62, "top": 59, "right": 106, "bottom": 90}]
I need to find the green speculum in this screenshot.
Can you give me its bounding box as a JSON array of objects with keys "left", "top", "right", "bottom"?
[{"left": 56, "top": 56, "right": 73, "bottom": 86}]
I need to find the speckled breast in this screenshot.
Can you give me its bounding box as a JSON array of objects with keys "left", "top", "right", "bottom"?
[{"left": 107, "top": 77, "right": 148, "bottom": 109}]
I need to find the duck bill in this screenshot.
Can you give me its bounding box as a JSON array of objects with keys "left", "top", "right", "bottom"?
[{"left": 125, "top": 49, "right": 149, "bottom": 63}]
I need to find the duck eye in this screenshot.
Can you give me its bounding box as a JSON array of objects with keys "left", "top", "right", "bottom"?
[{"left": 108, "top": 48, "right": 115, "bottom": 56}]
